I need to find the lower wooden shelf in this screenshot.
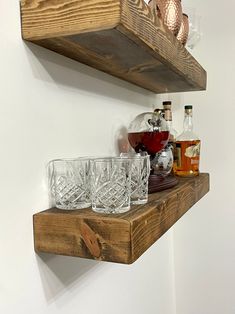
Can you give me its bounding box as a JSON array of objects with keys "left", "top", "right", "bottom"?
[{"left": 34, "top": 173, "right": 209, "bottom": 264}]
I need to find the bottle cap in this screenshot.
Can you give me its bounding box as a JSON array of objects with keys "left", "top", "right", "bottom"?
[
  {"left": 185, "top": 105, "right": 193, "bottom": 110},
  {"left": 163, "top": 101, "right": 172, "bottom": 110}
]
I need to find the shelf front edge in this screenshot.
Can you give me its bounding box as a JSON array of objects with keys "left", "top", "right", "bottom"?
[
  {"left": 33, "top": 174, "right": 209, "bottom": 264},
  {"left": 128, "top": 173, "right": 210, "bottom": 263},
  {"left": 33, "top": 211, "right": 133, "bottom": 264}
]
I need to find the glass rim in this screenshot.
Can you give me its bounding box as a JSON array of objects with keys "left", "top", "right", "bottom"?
[
  {"left": 120, "top": 152, "right": 150, "bottom": 159},
  {"left": 91, "top": 157, "right": 132, "bottom": 162},
  {"left": 48, "top": 154, "right": 150, "bottom": 166},
  {"left": 49, "top": 155, "right": 117, "bottom": 163},
  {"left": 48, "top": 157, "right": 91, "bottom": 165}
]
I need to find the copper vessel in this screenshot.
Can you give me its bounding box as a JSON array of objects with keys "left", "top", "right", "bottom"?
[
  {"left": 177, "top": 13, "right": 189, "bottom": 46},
  {"left": 149, "top": 0, "right": 182, "bottom": 36}
]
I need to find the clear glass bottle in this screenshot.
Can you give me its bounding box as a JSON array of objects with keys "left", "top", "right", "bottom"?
[
  {"left": 174, "top": 105, "right": 200, "bottom": 177},
  {"left": 163, "top": 101, "right": 178, "bottom": 172}
]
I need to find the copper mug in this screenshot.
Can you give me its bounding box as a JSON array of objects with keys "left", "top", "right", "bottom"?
[
  {"left": 148, "top": 0, "right": 182, "bottom": 36},
  {"left": 177, "top": 13, "right": 189, "bottom": 46}
]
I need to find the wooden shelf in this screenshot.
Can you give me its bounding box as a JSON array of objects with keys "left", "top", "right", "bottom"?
[
  {"left": 20, "top": 0, "right": 207, "bottom": 94},
  {"left": 33, "top": 173, "right": 209, "bottom": 264}
]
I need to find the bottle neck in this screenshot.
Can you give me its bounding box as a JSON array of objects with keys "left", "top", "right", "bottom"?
[
  {"left": 165, "top": 109, "right": 172, "bottom": 128},
  {"left": 164, "top": 109, "right": 172, "bottom": 122},
  {"left": 166, "top": 120, "right": 172, "bottom": 130},
  {"left": 183, "top": 113, "right": 193, "bottom": 132}
]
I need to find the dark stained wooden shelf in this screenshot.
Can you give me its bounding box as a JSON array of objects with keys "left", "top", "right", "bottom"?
[
  {"left": 33, "top": 173, "right": 209, "bottom": 264},
  {"left": 20, "top": 0, "right": 207, "bottom": 94}
]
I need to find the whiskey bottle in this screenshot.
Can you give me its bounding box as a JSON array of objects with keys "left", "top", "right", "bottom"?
[
  {"left": 162, "top": 101, "right": 178, "bottom": 144},
  {"left": 174, "top": 105, "right": 200, "bottom": 177}
]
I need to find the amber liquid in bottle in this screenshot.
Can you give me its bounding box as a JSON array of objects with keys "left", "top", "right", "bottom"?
[
  {"left": 174, "top": 139, "right": 200, "bottom": 176},
  {"left": 174, "top": 105, "right": 200, "bottom": 177}
]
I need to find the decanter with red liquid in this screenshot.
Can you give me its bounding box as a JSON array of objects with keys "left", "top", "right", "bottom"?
[{"left": 128, "top": 110, "right": 178, "bottom": 193}]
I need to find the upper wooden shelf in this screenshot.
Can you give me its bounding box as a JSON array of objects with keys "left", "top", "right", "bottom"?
[
  {"left": 20, "top": 0, "right": 207, "bottom": 94},
  {"left": 33, "top": 173, "right": 209, "bottom": 264}
]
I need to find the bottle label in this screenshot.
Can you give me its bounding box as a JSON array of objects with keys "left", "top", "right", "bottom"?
[
  {"left": 174, "top": 141, "right": 200, "bottom": 169},
  {"left": 185, "top": 143, "right": 200, "bottom": 158}
]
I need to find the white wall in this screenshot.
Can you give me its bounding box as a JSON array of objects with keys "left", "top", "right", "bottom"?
[
  {"left": 3, "top": 1, "right": 233, "bottom": 313},
  {"left": 172, "top": 0, "right": 235, "bottom": 313},
  {"left": 0, "top": 2, "right": 176, "bottom": 314}
]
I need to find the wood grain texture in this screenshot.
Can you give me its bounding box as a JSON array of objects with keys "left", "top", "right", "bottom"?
[
  {"left": 119, "top": 0, "right": 207, "bottom": 90},
  {"left": 20, "top": 0, "right": 207, "bottom": 94},
  {"left": 33, "top": 174, "right": 210, "bottom": 264},
  {"left": 20, "top": 0, "right": 121, "bottom": 40},
  {"left": 128, "top": 174, "right": 209, "bottom": 261}
]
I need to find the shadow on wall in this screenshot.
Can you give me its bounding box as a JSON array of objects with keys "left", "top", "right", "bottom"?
[
  {"left": 27, "top": 40, "right": 163, "bottom": 304},
  {"left": 23, "top": 42, "right": 156, "bottom": 107},
  {"left": 37, "top": 253, "right": 104, "bottom": 303}
]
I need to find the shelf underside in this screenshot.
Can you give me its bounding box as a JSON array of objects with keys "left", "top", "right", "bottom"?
[
  {"left": 20, "top": 0, "right": 207, "bottom": 93},
  {"left": 33, "top": 173, "right": 209, "bottom": 264}
]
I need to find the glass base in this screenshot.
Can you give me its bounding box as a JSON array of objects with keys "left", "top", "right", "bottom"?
[
  {"left": 92, "top": 205, "right": 130, "bottom": 214},
  {"left": 56, "top": 203, "right": 91, "bottom": 210},
  {"left": 131, "top": 199, "right": 148, "bottom": 205}
]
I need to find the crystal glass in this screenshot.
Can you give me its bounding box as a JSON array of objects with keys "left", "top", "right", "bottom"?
[
  {"left": 185, "top": 8, "right": 202, "bottom": 50},
  {"left": 91, "top": 158, "right": 131, "bottom": 214},
  {"left": 49, "top": 158, "right": 91, "bottom": 210},
  {"left": 120, "top": 153, "right": 150, "bottom": 205}
]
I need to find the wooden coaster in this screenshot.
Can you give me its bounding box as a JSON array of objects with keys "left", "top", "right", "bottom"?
[{"left": 148, "top": 175, "right": 179, "bottom": 194}]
